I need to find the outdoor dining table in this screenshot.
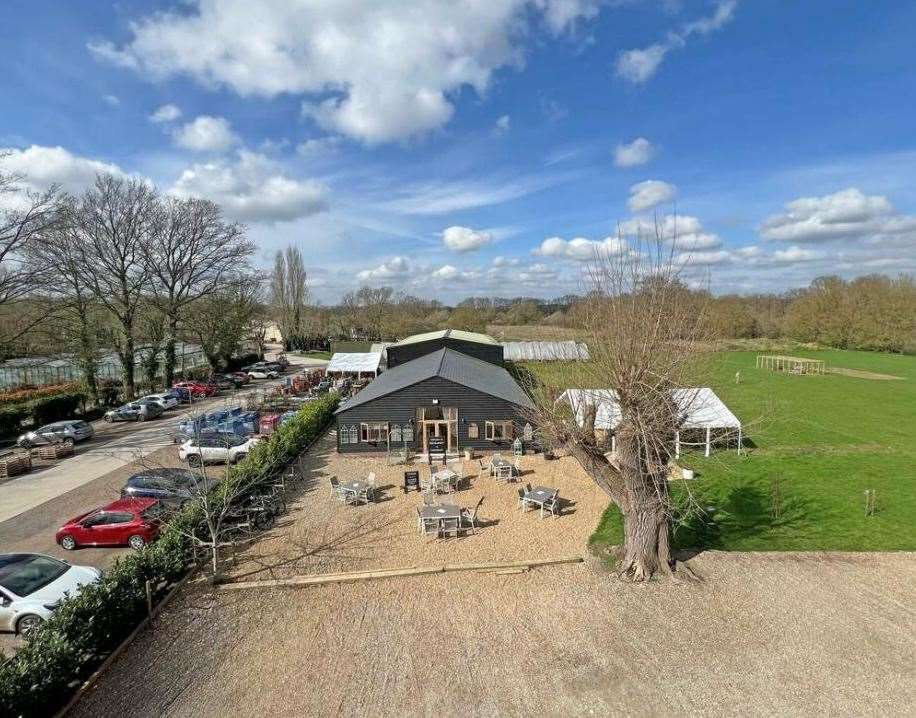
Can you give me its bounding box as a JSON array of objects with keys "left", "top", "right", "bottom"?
[
  {"left": 419, "top": 503, "right": 461, "bottom": 536},
  {"left": 523, "top": 486, "right": 557, "bottom": 517},
  {"left": 489, "top": 457, "right": 515, "bottom": 479},
  {"left": 431, "top": 468, "right": 459, "bottom": 492},
  {"left": 340, "top": 480, "right": 374, "bottom": 504}
]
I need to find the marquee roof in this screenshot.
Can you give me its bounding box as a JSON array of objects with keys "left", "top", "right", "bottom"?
[{"left": 325, "top": 352, "right": 382, "bottom": 374}]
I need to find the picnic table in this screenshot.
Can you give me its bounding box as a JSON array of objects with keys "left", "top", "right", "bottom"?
[
  {"left": 340, "top": 480, "right": 374, "bottom": 504},
  {"left": 522, "top": 485, "right": 558, "bottom": 517}
]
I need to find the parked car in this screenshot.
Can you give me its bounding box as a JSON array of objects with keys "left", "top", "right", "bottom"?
[
  {"left": 0, "top": 553, "right": 102, "bottom": 636},
  {"left": 169, "top": 387, "right": 192, "bottom": 403},
  {"left": 207, "top": 375, "right": 236, "bottom": 391},
  {"left": 56, "top": 498, "right": 162, "bottom": 551},
  {"left": 228, "top": 371, "right": 251, "bottom": 385},
  {"left": 139, "top": 393, "right": 179, "bottom": 411},
  {"left": 104, "top": 400, "right": 165, "bottom": 423},
  {"left": 16, "top": 420, "right": 94, "bottom": 449},
  {"left": 274, "top": 354, "right": 290, "bottom": 368},
  {"left": 173, "top": 380, "right": 217, "bottom": 398},
  {"left": 178, "top": 433, "right": 261, "bottom": 467},
  {"left": 120, "top": 467, "right": 206, "bottom": 507},
  {"left": 243, "top": 363, "right": 279, "bottom": 380}
]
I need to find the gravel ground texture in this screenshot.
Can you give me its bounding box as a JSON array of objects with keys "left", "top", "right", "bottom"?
[{"left": 67, "top": 431, "right": 916, "bottom": 717}]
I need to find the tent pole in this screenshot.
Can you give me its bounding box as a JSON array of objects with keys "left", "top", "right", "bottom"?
[
  {"left": 675, "top": 431, "right": 680, "bottom": 458},
  {"left": 737, "top": 426, "right": 742, "bottom": 455},
  {"left": 705, "top": 427, "right": 711, "bottom": 457}
]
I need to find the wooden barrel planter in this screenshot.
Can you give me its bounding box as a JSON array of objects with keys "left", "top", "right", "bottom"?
[{"left": 0, "top": 451, "right": 32, "bottom": 478}]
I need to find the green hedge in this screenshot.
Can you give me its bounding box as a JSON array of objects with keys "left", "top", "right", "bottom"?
[
  {"left": 0, "top": 393, "right": 339, "bottom": 718},
  {"left": 0, "top": 391, "right": 86, "bottom": 437}
]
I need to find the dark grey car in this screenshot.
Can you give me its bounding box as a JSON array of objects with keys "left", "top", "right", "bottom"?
[
  {"left": 120, "top": 468, "right": 204, "bottom": 507},
  {"left": 104, "top": 400, "right": 165, "bottom": 422}
]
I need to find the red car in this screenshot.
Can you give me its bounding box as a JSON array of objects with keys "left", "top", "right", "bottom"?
[
  {"left": 56, "top": 498, "right": 161, "bottom": 551},
  {"left": 172, "top": 380, "right": 216, "bottom": 398},
  {"left": 229, "top": 371, "right": 251, "bottom": 385}
]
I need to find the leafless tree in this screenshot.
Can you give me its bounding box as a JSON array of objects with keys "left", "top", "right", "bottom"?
[
  {"left": 523, "top": 233, "right": 711, "bottom": 581},
  {"left": 186, "top": 273, "right": 265, "bottom": 370},
  {"left": 340, "top": 285, "right": 394, "bottom": 340},
  {"left": 0, "top": 166, "right": 61, "bottom": 353},
  {"left": 270, "top": 246, "right": 310, "bottom": 343},
  {"left": 146, "top": 197, "right": 254, "bottom": 386},
  {"left": 67, "top": 175, "right": 157, "bottom": 399}
]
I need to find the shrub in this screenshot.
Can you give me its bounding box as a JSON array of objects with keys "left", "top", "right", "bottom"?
[
  {"left": 0, "top": 383, "right": 82, "bottom": 408},
  {"left": 0, "top": 393, "right": 339, "bottom": 718},
  {"left": 28, "top": 392, "right": 85, "bottom": 426},
  {"left": 226, "top": 353, "right": 261, "bottom": 371}
]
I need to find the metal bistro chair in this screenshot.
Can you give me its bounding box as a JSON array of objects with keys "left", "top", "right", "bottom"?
[
  {"left": 417, "top": 507, "right": 438, "bottom": 535},
  {"left": 440, "top": 516, "right": 460, "bottom": 539},
  {"left": 461, "top": 497, "right": 484, "bottom": 534},
  {"left": 478, "top": 459, "right": 491, "bottom": 478},
  {"left": 496, "top": 464, "right": 514, "bottom": 483},
  {"left": 329, "top": 476, "right": 347, "bottom": 502},
  {"left": 516, "top": 486, "right": 529, "bottom": 512},
  {"left": 542, "top": 490, "right": 561, "bottom": 518},
  {"left": 422, "top": 491, "right": 435, "bottom": 507}
]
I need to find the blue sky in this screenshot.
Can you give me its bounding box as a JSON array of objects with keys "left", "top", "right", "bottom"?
[{"left": 2, "top": 0, "right": 915, "bottom": 303}]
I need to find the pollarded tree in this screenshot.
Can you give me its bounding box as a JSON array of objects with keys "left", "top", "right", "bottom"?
[{"left": 524, "top": 235, "right": 710, "bottom": 581}]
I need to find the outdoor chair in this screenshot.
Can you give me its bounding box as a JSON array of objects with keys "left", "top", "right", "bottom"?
[
  {"left": 525, "top": 483, "right": 533, "bottom": 494},
  {"left": 440, "top": 516, "right": 460, "bottom": 539},
  {"left": 478, "top": 459, "right": 491, "bottom": 478},
  {"left": 329, "top": 476, "right": 347, "bottom": 502},
  {"left": 516, "top": 487, "right": 528, "bottom": 511},
  {"left": 542, "top": 490, "right": 561, "bottom": 518},
  {"left": 461, "top": 497, "right": 484, "bottom": 534},
  {"left": 496, "top": 464, "right": 514, "bottom": 483},
  {"left": 514, "top": 459, "right": 522, "bottom": 476},
  {"left": 417, "top": 507, "right": 438, "bottom": 535},
  {"left": 422, "top": 491, "right": 435, "bottom": 506}
]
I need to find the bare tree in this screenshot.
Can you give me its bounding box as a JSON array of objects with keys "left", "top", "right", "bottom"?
[
  {"left": 0, "top": 167, "right": 61, "bottom": 353},
  {"left": 186, "top": 273, "right": 264, "bottom": 370},
  {"left": 146, "top": 197, "right": 254, "bottom": 386},
  {"left": 270, "top": 246, "right": 309, "bottom": 343},
  {"left": 66, "top": 175, "right": 158, "bottom": 399},
  {"left": 524, "top": 235, "right": 710, "bottom": 581}
]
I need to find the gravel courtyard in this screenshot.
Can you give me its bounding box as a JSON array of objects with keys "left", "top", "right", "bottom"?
[{"left": 68, "top": 431, "right": 916, "bottom": 717}]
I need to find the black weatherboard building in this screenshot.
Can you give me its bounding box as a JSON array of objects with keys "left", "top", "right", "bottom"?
[
  {"left": 384, "top": 329, "right": 504, "bottom": 368},
  {"left": 335, "top": 336, "right": 533, "bottom": 455}
]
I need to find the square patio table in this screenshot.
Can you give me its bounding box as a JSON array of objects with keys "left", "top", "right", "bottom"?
[
  {"left": 523, "top": 486, "right": 556, "bottom": 513},
  {"left": 432, "top": 468, "right": 458, "bottom": 490},
  {"left": 341, "top": 480, "right": 374, "bottom": 503},
  {"left": 419, "top": 503, "right": 461, "bottom": 526}
]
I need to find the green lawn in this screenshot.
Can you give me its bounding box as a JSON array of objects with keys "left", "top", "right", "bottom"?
[
  {"left": 294, "top": 350, "right": 332, "bottom": 360},
  {"left": 522, "top": 349, "right": 916, "bottom": 551}
]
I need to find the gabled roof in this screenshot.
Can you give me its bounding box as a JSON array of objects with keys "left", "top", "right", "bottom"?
[
  {"left": 336, "top": 348, "right": 533, "bottom": 413},
  {"left": 390, "top": 329, "right": 499, "bottom": 347},
  {"left": 326, "top": 352, "right": 382, "bottom": 374},
  {"left": 558, "top": 387, "right": 740, "bottom": 430}
]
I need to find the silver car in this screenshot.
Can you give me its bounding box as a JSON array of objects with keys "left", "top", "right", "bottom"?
[
  {"left": 0, "top": 553, "right": 101, "bottom": 636},
  {"left": 16, "top": 420, "right": 95, "bottom": 448},
  {"left": 104, "top": 400, "right": 165, "bottom": 422}
]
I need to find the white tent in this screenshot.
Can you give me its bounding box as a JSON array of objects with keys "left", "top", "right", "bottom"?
[
  {"left": 501, "top": 341, "right": 590, "bottom": 361},
  {"left": 325, "top": 352, "right": 382, "bottom": 377},
  {"left": 557, "top": 387, "right": 742, "bottom": 457}
]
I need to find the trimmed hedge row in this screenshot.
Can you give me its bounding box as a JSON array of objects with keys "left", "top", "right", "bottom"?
[
  {"left": 0, "top": 392, "right": 87, "bottom": 437},
  {"left": 0, "top": 383, "right": 83, "bottom": 408},
  {"left": 0, "top": 393, "right": 339, "bottom": 718}
]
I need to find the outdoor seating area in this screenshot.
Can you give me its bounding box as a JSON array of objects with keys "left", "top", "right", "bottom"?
[{"left": 222, "top": 430, "right": 608, "bottom": 581}]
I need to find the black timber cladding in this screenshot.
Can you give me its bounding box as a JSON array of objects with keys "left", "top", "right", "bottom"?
[{"left": 385, "top": 332, "right": 504, "bottom": 368}]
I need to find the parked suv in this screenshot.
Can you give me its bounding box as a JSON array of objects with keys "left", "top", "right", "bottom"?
[
  {"left": 104, "top": 400, "right": 165, "bottom": 422},
  {"left": 120, "top": 468, "right": 204, "bottom": 507},
  {"left": 243, "top": 363, "right": 279, "bottom": 379},
  {"left": 138, "top": 393, "right": 179, "bottom": 411},
  {"left": 16, "top": 420, "right": 94, "bottom": 448},
  {"left": 0, "top": 553, "right": 101, "bottom": 636},
  {"left": 56, "top": 498, "right": 162, "bottom": 550},
  {"left": 178, "top": 433, "right": 261, "bottom": 466}
]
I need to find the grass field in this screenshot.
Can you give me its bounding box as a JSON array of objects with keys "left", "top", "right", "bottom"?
[
  {"left": 520, "top": 349, "right": 916, "bottom": 551},
  {"left": 294, "top": 350, "right": 332, "bottom": 360}
]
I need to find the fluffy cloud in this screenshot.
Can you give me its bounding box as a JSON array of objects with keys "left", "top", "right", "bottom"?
[
  {"left": 618, "top": 214, "right": 722, "bottom": 251},
  {"left": 760, "top": 187, "right": 916, "bottom": 243},
  {"left": 296, "top": 136, "right": 341, "bottom": 157},
  {"left": 494, "top": 115, "right": 511, "bottom": 133},
  {"left": 172, "top": 116, "right": 239, "bottom": 152},
  {"left": 89, "top": 1, "right": 601, "bottom": 144},
  {"left": 170, "top": 150, "right": 328, "bottom": 223},
  {"left": 492, "top": 256, "right": 520, "bottom": 267},
  {"left": 356, "top": 256, "right": 411, "bottom": 281},
  {"left": 616, "top": 1, "right": 737, "bottom": 83},
  {"left": 771, "top": 246, "right": 821, "bottom": 263},
  {"left": 534, "top": 235, "right": 628, "bottom": 261},
  {"left": 0, "top": 145, "right": 126, "bottom": 196},
  {"left": 627, "top": 179, "right": 676, "bottom": 212},
  {"left": 150, "top": 104, "right": 182, "bottom": 123},
  {"left": 441, "top": 226, "right": 495, "bottom": 253},
  {"left": 614, "top": 137, "right": 655, "bottom": 167}
]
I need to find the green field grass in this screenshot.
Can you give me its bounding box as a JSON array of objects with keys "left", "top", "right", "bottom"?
[
  {"left": 521, "top": 349, "right": 916, "bottom": 551},
  {"left": 294, "top": 350, "right": 332, "bottom": 360}
]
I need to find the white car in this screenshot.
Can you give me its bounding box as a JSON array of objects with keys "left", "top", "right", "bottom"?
[
  {"left": 245, "top": 366, "right": 279, "bottom": 380},
  {"left": 140, "top": 393, "right": 179, "bottom": 411},
  {"left": 178, "top": 433, "right": 262, "bottom": 467},
  {"left": 0, "top": 553, "right": 102, "bottom": 637}
]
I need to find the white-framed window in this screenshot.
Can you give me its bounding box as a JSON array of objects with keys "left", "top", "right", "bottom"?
[
  {"left": 360, "top": 422, "right": 389, "bottom": 443},
  {"left": 391, "top": 424, "right": 402, "bottom": 442},
  {"left": 485, "top": 421, "right": 513, "bottom": 441},
  {"left": 348, "top": 425, "right": 359, "bottom": 444},
  {"left": 340, "top": 425, "right": 350, "bottom": 444},
  {"left": 467, "top": 423, "right": 479, "bottom": 439},
  {"left": 402, "top": 425, "right": 414, "bottom": 443}
]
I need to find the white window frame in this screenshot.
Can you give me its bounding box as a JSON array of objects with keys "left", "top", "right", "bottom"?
[
  {"left": 467, "top": 422, "right": 479, "bottom": 439},
  {"left": 360, "top": 422, "right": 389, "bottom": 443},
  {"left": 485, "top": 420, "right": 513, "bottom": 441}
]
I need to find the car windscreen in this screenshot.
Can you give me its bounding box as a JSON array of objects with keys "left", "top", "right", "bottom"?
[{"left": 0, "top": 555, "right": 69, "bottom": 597}]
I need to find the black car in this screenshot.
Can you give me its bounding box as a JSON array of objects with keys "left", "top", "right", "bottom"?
[
  {"left": 207, "top": 375, "right": 237, "bottom": 390},
  {"left": 120, "top": 468, "right": 203, "bottom": 507}
]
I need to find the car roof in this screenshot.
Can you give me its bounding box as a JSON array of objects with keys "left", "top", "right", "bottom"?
[
  {"left": 127, "top": 468, "right": 196, "bottom": 482},
  {"left": 99, "top": 497, "right": 158, "bottom": 512},
  {"left": 0, "top": 552, "right": 62, "bottom": 569}
]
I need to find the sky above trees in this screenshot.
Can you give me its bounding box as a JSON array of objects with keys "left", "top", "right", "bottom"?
[{"left": 1, "top": 0, "right": 914, "bottom": 303}]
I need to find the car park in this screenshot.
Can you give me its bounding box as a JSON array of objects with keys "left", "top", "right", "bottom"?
[
  {"left": 178, "top": 433, "right": 261, "bottom": 466},
  {"left": 16, "top": 420, "right": 94, "bottom": 448},
  {"left": 56, "top": 498, "right": 162, "bottom": 550},
  {"left": 104, "top": 400, "right": 165, "bottom": 422},
  {"left": 172, "top": 380, "right": 217, "bottom": 398},
  {"left": 120, "top": 467, "right": 205, "bottom": 507},
  {"left": 0, "top": 553, "right": 102, "bottom": 637},
  {"left": 139, "top": 393, "right": 180, "bottom": 411},
  {"left": 243, "top": 363, "right": 279, "bottom": 379}
]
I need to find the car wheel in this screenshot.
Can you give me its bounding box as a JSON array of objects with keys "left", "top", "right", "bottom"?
[
  {"left": 63, "top": 438, "right": 75, "bottom": 447},
  {"left": 128, "top": 534, "right": 147, "bottom": 550},
  {"left": 187, "top": 454, "right": 203, "bottom": 468},
  {"left": 17, "top": 614, "right": 43, "bottom": 638},
  {"left": 59, "top": 534, "right": 77, "bottom": 551},
  {"left": 104, "top": 415, "right": 113, "bottom": 423},
  {"left": 19, "top": 439, "right": 32, "bottom": 449}
]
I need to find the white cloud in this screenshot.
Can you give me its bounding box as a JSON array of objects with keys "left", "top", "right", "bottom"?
[
  {"left": 673, "top": 249, "right": 732, "bottom": 266},
  {"left": 518, "top": 262, "right": 560, "bottom": 283},
  {"left": 534, "top": 235, "right": 629, "bottom": 261},
  {"left": 494, "top": 114, "right": 511, "bottom": 134},
  {"left": 771, "top": 246, "right": 821, "bottom": 263},
  {"left": 492, "top": 256, "right": 521, "bottom": 267},
  {"left": 627, "top": 179, "right": 676, "bottom": 212},
  {"left": 441, "top": 226, "right": 495, "bottom": 253},
  {"left": 102, "top": 94, "right": 120, "bottom": 107},
  {"left": 170, "top": 150, "right": 328, "bottom": 223},
  {"left": 172, "top": 115, "right": 239, "bottom": 152},
  {"left": 356, "top": 256, "right": 411, "bottom": 281},
  {"left": 760, "top": 187, "right": 916, "bottom": 243},
  {"left": 89, "top": 1, "right": 601, "bottom": 144},
  {"left": 616, "top": 1, "right": 737, "bottom": 83},
  {"left": 614, "top": 137, "right": 655, "bottom": 167},
  {"left": 0, "top": 145, "right": 127, "bottom": 196},
  {"left": 431, "top": 264, "right": 461, "bottom": 280},
  {"left": 296, "top": 136, "right": 341, "bottom": 157},
  {"left": 149, "top": 104, "right": 182, "bottom": 123},
  {"left": 618, "top": 214, "right": 723, "bottom": 251}
]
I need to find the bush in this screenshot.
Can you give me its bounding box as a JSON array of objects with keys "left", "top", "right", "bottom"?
[
  {"left": 0, "top": 393, "right": 339, "bottom": 718},
  {"left": 29, "top": 392, "right": 84, "bottom": 426},
  {"left": 0, "top": 406, "right": 29, "bottom": 437},
  {"left": 0, "top": 383, "right": 82, "bottom": 408},
  {"left": 226, "top": 353, "right": 261, "bottom": 371}
]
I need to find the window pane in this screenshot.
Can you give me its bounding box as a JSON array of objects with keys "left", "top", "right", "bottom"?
[
  {"left": 403, "top": 425, "right": 413, "bottom": 442},
  {"left": 468, "top": 423, "right": 478, "bottom": 439},
  {"left": 349, "top": 426, "right": 358, "bottom": 443},
  {"left": 340, "top": 426, "right": 349, "bottom": 444}
]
